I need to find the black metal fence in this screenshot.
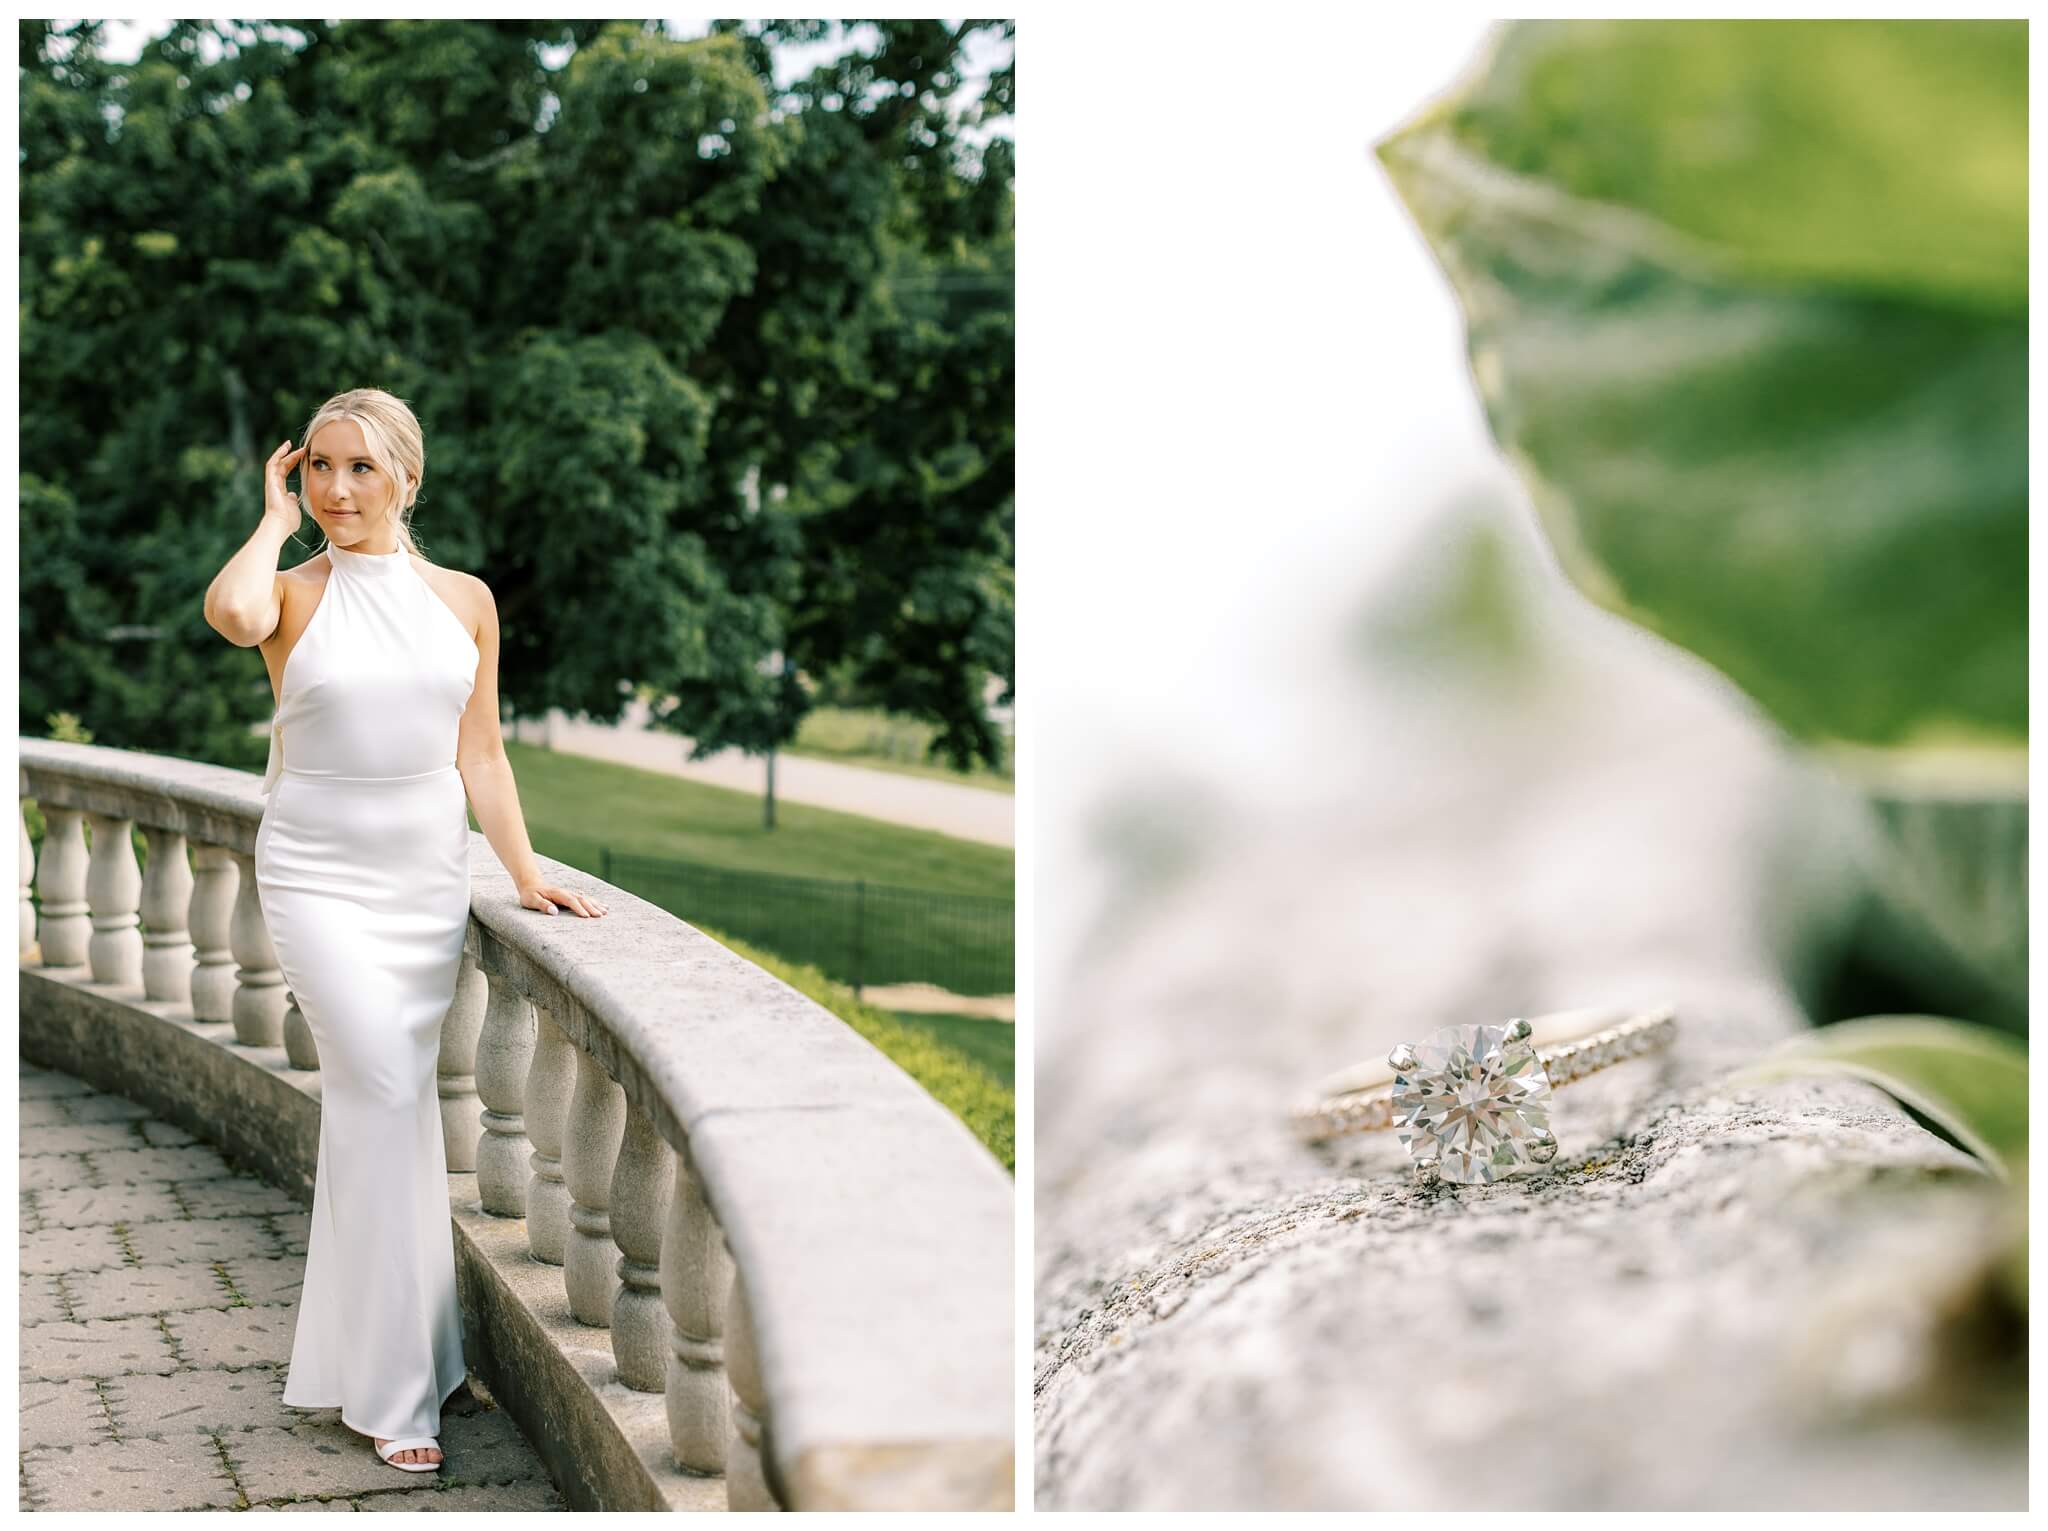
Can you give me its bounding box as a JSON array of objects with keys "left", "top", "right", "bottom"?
[{"left": 600, "top": 848, "right": 1014, "bottom": 999}]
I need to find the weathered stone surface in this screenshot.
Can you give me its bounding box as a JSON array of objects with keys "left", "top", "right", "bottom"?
[
  {"left": 427, "top": 1401, "right": 560, "bottom": 1486},
  {"left": 21, "top": 1096, "right": 77, "bottom": 1127},
  {"left": 19, "top": 1377, "right": 116, "bottom": 1451},
  {"left": 354, "top": 1477, "right": 569, "bottom": 1510},
  {"left": 57, "top": 1093, "right": 152, "bottom": 1124},
  {"left": 21, "top": 1429, "right": 243, "bottom": 1511},
  {"left": 103, "top": 1364, "right": 288, "bottom": 1436},
  {"left": 32, "top": 1182, "right": 185, "bottom": 1228},
  {"left": 1034, "top": 535, "right": 2026, "bottom": 1510},
  {"left": 9, "top": 1068, "right": 559, "bottom": 1510},
  {"left": 124, "top": 1213, "right": 283, "bottom": 1267},
  {"left": 225, "top": 1423, "right": 449, "bottom": 1502},
  {"left": 689, "top": 1102, "right": 1014, "bottom": 1469},
  {"left": 21, "top": 1069, "right": 93, "bottom": 1099},
  {"left": 21, "top": 1316, "right": 181, "bottom": 1381},
  {"left": 86, "top": 1144, "right": 234, "bottom": 1185},
  {"left": 269, "top": 1498, "right": 359, "bottom": 1511},
  {"left": 165, "top": 1305, "right": 298, "bottom": 1369},
  {"left": 178, "top": 1178, "right": 302, "bottom": 1220},
  {"left": 448, "top": 1192, "right": 729, "bottom": 1511},
  {"left": 65, "top": 1261, "right": 233, "bottom": 1321},
  {"left": 21, "top": 1154, "right": 90, "bottom": 1193},
  {"left": 22, "top": 1120, "right": 144, "bottom": 1155},
  {"left": 21, "top": 1273, "right": 69, "bottom": 1327},
  {"left": 271, "top": 1208, "right": 312, "bottom": 1257},
  {"left": 20, "top": 1226, "right": 127, "bottom": 1277},
  {"left": 222, "top": 1255, "right": 304, "bottom": 1308},
  {"left": 137, "top": 1119, "right": 198, "bottom": 1147}
]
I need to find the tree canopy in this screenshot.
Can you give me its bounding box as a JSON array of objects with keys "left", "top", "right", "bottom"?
[{"left": 20, "top": 18, "right": 1014, "bottom": 771}]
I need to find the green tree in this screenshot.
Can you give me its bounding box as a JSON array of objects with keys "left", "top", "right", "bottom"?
[
  {"left": 19, "top": 18, "right": 1013, "bottom": 792},
  {"left": 696, "top": 19, "right": 1016, "bottom": 776}
]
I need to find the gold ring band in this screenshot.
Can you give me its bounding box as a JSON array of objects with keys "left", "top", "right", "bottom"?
[{"left": 1292, "top": 1003, "right": 1678, "bottom": 1147}]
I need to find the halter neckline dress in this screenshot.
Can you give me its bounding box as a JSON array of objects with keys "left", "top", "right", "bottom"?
[{"left": 253, "top": 539, "right": 479, "bottom": 1441}]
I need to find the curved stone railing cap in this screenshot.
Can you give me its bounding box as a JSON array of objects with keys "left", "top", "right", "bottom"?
[{"left": 20, "top": 738, "right": 1015, "bottom": 1507}]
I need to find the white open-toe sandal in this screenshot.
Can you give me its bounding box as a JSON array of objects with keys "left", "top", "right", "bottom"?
[{"left": 374, "top": 1435, "right": 443, "bottom": 1473}]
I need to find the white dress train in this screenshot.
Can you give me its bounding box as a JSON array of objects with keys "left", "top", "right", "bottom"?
[{"left": 252, "top": 540, "right": 479, "bottom": 1441}]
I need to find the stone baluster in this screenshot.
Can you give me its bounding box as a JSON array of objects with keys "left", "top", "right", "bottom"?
[
  {"left": 20, "top": 801, "right": 35, "bottom": 958},
  {"left": 725, "top": 1269, "right": 778, "bottom": 1510},
  {"left": 610, "top": 1101, "right": 675, "bottom": 1391},
  {"left": 282, "top": 991, "right": 318, "bottom": 1069},
  {"left": 32, "top": 806, "right": 89, "bottom": 967},
  {"left": 564, "top": 1050, "right": 627, "bottom": 1327},
  {"left": 138, "top": 826, "right": 195, "bottom": 1004},
  {"left": 524, "top": 1006, "right": 575, "bottom": 1265},
  {"left": 227, "top": 852, "right": 287, "bottom": 1045},
  {"left": 662, "top": 1135, "right": 732, "bottom": 1476},
  {"left": 437, "top": 954, "right": 486, "bottom": 1171},
  {"left": 476, "top": 973, "right": 537, "bottom": 1217},
  {"left": 85, "top": 812, "right": 144, "bottom": 988},
  {"left": 187, "top": 846, "right": 238, "bottom": 1022}
]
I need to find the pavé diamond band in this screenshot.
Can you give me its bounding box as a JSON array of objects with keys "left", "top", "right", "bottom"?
[{"left": 1291, "top": 1004, "right": 1678, "bottom": 1185}]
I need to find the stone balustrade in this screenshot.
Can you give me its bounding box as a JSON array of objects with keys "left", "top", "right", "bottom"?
[{"left": 19, "top": 738, "right": 1013, "bottom": 1511}]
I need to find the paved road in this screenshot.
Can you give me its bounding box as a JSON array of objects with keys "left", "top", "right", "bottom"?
[
  {"left": 18, "top": 1062, "right": 564, "bottom": 1512},
  {"left": 512, "top": 703, "right": 1015, "bottom": 848}
]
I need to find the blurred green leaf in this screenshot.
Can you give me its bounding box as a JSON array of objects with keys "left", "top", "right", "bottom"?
[
  {"left": 1408, "top": 20, "right": 2024, "bottom": 314},
  {"left": 1375, "top": 19, "right": 2026, "bottom": 780},
  {"left": 2001, "top": 1159, "right": 2027, "bottom": 1311},
  {"left": 1857, "top": 792, "right": 2028, "bottom": 1031},
  {"left": 1725, "top": 1015, "right": 2027, "bottom": 1179}
]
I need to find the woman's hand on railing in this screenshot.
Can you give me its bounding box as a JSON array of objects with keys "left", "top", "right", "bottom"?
[{"left": 517, "top": 879, "right": 607, "bottom": 918}]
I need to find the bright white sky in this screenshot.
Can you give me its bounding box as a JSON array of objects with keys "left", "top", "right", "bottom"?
[
  {"left": 1025, "top": 11, "right": 1501, "bottom": 731},
  {"left": 1023, "top": 13, "right": 1505, "bottom": 990}
]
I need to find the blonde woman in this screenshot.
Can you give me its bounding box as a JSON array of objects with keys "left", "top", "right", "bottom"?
[{"left": 202, "top": 387, "right": 607, "bottom": 1472}]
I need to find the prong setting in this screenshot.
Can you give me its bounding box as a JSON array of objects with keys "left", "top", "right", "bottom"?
[
  {"left": 1296, "top": 1009, "right": 1679, "bottom": 1181},
  {"left": 1390, "top": 1022, "right": 1555, "bottom": 1185}
]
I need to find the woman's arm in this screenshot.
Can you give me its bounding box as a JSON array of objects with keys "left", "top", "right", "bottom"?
[{"left": 454, "top": 576, "right": 607, "bottom": 919}]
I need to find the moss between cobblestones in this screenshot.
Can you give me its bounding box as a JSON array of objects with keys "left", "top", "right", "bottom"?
[{"left": 208, "top": 1433, "right": 250, "bottom": 1510}]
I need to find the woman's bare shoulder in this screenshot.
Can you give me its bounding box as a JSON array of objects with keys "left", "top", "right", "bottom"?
[
  {"left": 458, "top": 570, "right": 497, "bottom": 635},
  {"left": 414, "top": 558, "right": 488, "bottom": 594},
  {"left": 415, "top": 560, "right": 493, "bottom": 638}
]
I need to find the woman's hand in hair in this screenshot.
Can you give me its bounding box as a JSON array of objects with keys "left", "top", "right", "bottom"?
[{"left": 263, "top": 438, "right": 308, "bottom": 531}]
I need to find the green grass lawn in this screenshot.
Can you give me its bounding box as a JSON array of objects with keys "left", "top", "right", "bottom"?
[
  {"left": 888, "top": 1012, "right": 1014, "bottom": 1088},
  {"left": 494, "top": 741, "right": 1014, "bottom": 996},
  {"left": 493, "top": 741, "right": 1012, "bottom": 895},
  {"left": 786, "top": 706, "right": 1014, "bottom": 795}
]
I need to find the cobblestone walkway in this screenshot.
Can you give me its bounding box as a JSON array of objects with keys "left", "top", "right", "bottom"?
[{"left": 19, "top": 1061, "right": 567, "bottom": 1511}]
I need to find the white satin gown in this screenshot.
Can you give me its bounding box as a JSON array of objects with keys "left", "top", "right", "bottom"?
[{"left": 253, "top": 540, "right": 479, "bottom": 1441}]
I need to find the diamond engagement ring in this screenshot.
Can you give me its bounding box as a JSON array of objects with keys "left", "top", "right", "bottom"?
[{"left": 1291, "top": 1004, "right": 1679, "bottom": 1185}]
